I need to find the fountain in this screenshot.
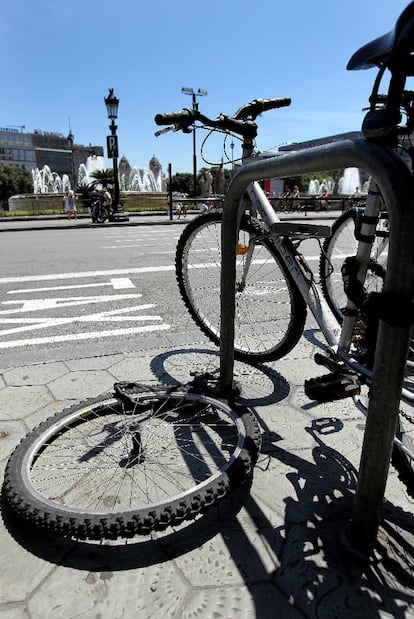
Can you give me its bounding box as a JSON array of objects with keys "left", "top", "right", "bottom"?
[
  {"left": 10, "top": 154, "right": 166, "bottom": 212},
  {"left": 338, "top": 167, "right": 361, "bottom": 195},
  {"left": 77, "top": 155, "right": 106, "bottom": 187},
  {"left": 307, "top": 178, "right": 335, "bottom": 195},
  {"left": 32, "top": 166, "right": 71, "bottom": 194},
  {"left": 121, "top": 167, "right": 162, "bottom": 192},
  {"left": 30, "top": 155, "right": 162, "bottom": 194},
  {"left": 31, "top": 156, "right": 105, "bottom": 194},
  {"left": 308, "top": 167, "right": 363, "bottom": 196}
]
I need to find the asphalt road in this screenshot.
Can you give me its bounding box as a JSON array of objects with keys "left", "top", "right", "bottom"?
[
  {"left": 0, "top": 222, "right": 330, "bottom": 369},
  {"left": 0, "top": 224, "right": 209, "bottom": 368}
]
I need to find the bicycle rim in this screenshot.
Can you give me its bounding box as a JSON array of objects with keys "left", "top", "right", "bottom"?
[
  {"left": 175, "top": 212, "right": 306, "bottom": 363},
  {"left": 3, "top": 387, "right": 260, "bottom": 539}
]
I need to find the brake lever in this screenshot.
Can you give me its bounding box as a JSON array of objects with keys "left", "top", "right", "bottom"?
[{"left": 154, "top": 126, "right": 174, "bottom": 137}]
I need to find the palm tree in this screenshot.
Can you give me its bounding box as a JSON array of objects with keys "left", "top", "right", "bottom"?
[{"left": 89, "top": 169, "right": 114, "bottom": 189}]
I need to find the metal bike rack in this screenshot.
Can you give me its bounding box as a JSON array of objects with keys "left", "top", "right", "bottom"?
[{"left": 219, "top": 136, "right": 414, "bottom": 554}]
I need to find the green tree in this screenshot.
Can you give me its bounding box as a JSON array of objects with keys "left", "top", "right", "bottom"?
[
  {"left": 75, "top": 181, "right": 96, "bottom": 210},
  {"left": 89, "top": 168, "right": 114, "bottom": 189},
  {"left": 0, "top": 165, "right": 33, "bottom": 209},
  {"left": 168, "top": 172, "right": 193, "bottom": 195}
]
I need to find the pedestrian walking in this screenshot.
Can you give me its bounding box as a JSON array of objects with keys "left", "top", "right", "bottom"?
[{"left": 63, "top": 190, "right": 77, "bottom": 220}]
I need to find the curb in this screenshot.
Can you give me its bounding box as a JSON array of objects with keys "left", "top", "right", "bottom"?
[{"left": 0, "top": 211, "right": 342, "bottom": 232}]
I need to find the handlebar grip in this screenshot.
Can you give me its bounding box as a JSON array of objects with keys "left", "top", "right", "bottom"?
[
  {"left": 154, "top": 109, "right": 193, "bottom": 125},
  {"left": 233, "top": 98, "right": 291, "bottom": 120},
  {"left": 260, "top": 97, "right": 291, "bottom": 110}
]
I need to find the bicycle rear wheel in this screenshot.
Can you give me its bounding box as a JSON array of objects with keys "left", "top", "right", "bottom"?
[
  {"left": 175, "top": 212, "right": 306, "bottom": 363},
  {"left": 3, "top": 385, "right": 260, "bottom": 540}
]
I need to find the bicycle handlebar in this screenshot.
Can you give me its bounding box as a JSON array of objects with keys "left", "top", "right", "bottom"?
[
  {"left": 154, "top": 97, "right": 291, "bottom": 139},
  {"left": 233, "top": 97, "right": 291, "bottom": 120}
]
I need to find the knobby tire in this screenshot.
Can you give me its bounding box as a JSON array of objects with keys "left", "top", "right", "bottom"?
[{"left": 3, "top": 384, "right": 261, "bottom": 540}]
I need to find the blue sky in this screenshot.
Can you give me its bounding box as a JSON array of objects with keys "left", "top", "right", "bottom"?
[{"left": 1, "top": 0, "right": 410, "bottom": 175}]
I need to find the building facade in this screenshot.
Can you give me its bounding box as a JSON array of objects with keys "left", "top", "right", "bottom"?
[{"left": 0, "top": 126, "right": 103, "bottom": 183}]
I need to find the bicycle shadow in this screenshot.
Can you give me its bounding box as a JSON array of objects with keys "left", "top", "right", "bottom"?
[
  {"left": 4, "top": 413, "right": 412, "bottom": 617},
  {"left": 258, "top": 416, "right": 414, "bottom": 616},
  {"left": 0, "top": 479, "right": 253, "bottom": 571},
  {"left": 149, "top": 346, "right": 290, "bottom": 407},
  {"left": 1, "top": 347, "right": 290, "bottom": 571},
  {"left": 303, "top": 327, "right": 328, "bottom": 352}
]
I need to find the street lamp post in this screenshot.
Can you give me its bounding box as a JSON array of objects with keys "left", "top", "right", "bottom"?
[
  {"left": 181, "top": 87, "right": 207, "bottom": 201},
  {"left": 67, "top": 129, "right": 75, "bottom": 190},
  {"left": 104, "top": 88, "right": 129, "bottom": 222}
]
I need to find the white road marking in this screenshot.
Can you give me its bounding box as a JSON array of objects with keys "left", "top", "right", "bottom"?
[
  {"left": 0, "top": 265, "right": 174, "bottom": 285},
  {"left": 0, "top": 254, "right": 320, "bottom": 287},
  {"left": 0, "top": 294, "right": 143, "bottom": 314},
  {"left": 0, "top": 324, "right": 170, "bottom": 349},
  {"left": 0, "top": 303, "right": 159, "bottom": 336},
  {"left": 6, "top": 277, "right": 135, "bottom": 295},
  {"left": 102, "top": 246, "right": 175, "bottom": 252},
  {"left": 0, "top": 272, "right": 172, "bottom": 350}
]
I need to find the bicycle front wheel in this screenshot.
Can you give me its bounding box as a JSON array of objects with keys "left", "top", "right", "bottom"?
[
  {"left": 175, "top": 212, "right": 306, "bottom": 363},
  {"left": 3, "top": 385, "right": 260, "bottom": 540},
  {"left": 319, "top": 207, "right": 388, "bottom": 323}
]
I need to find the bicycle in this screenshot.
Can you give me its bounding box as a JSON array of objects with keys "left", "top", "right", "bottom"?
[
  {"left": 156, "top": 5, "right": 414, "bottom": 528},
  {"left": 3, "top": 4, "right": 414, "bottom": 549},
  {"left": 90, "top": 197, "right": 110, "bottom": 224}
]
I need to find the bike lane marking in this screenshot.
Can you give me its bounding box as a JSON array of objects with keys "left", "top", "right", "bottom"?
[
  {"left": 6, "top": 277, "right": 136, "bottom": 295},
  {"left": 0, "top": 266, "right": 174, "bottom": 285},
  {"left": 0, "top": 325, "right": 170, "bottom": 349},
  {"left": 0, "top": 273, "right": 172, "bottom": 348}
]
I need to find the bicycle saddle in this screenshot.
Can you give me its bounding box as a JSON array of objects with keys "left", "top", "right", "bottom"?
[{"left": 347, "top": 1, "right": 414, "bottom": 70}]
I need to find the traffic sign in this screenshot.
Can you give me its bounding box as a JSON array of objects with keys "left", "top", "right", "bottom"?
[{"left": 107, "top": 135, "right": 118, "bottom": 158}]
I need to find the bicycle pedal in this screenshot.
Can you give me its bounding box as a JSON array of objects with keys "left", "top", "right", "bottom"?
[
  {"left": 305, "top": 372, "right": 361, "bottom": 403},
  {"left": 113, "top": 381, "right": 160, "bottom": 409}
]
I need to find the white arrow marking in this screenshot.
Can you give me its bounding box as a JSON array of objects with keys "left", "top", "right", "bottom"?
[{"left": 0, "top": 293, "right": 143, "bottom": 314}]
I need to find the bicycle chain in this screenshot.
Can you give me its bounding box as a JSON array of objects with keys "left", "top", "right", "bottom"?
[{"left": 399, "top": 406, "right": 414, "bottom": 424}]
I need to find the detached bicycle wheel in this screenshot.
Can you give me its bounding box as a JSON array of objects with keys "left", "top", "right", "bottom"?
[
  {"left": 3, "top": 385, "right": 260, "bottom": 540},
  {"left": 175, "top": 212, "right": 306, "bottom": 363}
]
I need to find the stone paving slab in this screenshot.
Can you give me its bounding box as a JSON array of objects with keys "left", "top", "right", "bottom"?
[{"left": 1, "top": 331, "right": 414, "bottom": 618}]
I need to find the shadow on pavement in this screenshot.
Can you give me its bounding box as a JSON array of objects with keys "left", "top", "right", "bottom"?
[{"left": 2, "top": 346, "right": 414, "bottom": 617}]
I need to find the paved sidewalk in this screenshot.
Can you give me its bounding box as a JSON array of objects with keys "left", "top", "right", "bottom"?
[{"left": 1, "top": 329, "right": 414, "bottom": 618}]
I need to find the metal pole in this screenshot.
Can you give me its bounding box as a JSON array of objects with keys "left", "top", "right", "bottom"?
[
  {"left": 111, "top": 120, "right": 120, "bottom": 206},
  {"left": 168, "top": 163, "right": 173, "bottom": 220},
  {"left": 192, "top": 126, "right": 197, "bottom": 201},
  {"left": 68, "top": 130, "right": 75, "bottom": 190},
  {"left": 192, "top": 93, "right": 197, "bottom": 202},
  {"left": 181, "top": 88, "right": 207, "bottom": 203},
  {"left": 104, "top": 88, "right": 129, "bottom": 222}
]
